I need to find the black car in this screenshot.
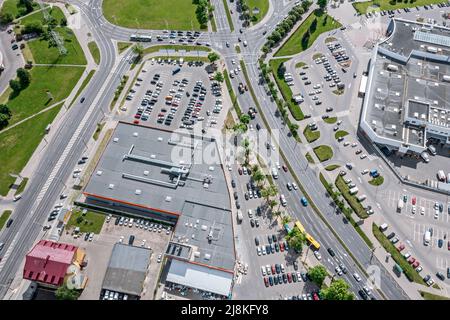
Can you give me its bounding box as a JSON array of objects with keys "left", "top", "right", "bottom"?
[
  {"left": 255, "top": 237, "right": 259, "bottom": 246},
  {"left": 128, "top": 235, "right": 135, "bottom": 245},
  {"left": 282, "top": 274, "right": 288, "bottom": 283},
  {"left": 327, "top": 247, "right": 336, "bottom": 257},
  {"left": 274, "top": 243, "right": 280, "bottom": 252},
  {"left": 233, "top": 191, "right": 238, "bottom": 200},
  {"left": 278, "top": 275, "right": 282, "bottom": 284},
  {"left": 292, "top": 273, "right": 297, "bottom": 282},
  {"left": 275, "top": 264, "right": 281, "bottom": 274},
  {"left": 266, "top": 244, "right": 271, "bottom": 254},
  {"left": 274, "top": 276, "right": 279, "bottom": 285},
  {"left": 250, "top": 219, "right": 255, "bottom": 227},
  {"left": 293, "top": 261, "right": 299, "bottom": 271},
  {"left": 256, "top": 206, "right": 261, "bottom": 216},
  {"left": 84, "top": 233, "right": 89, "bottom": 241},
  {"left": 6, "top": 219, "right": 13, "bottom": 228},
  {"left": 80, "top": 97, "right": 85, "bottom": 103},
  {"left": 268, "top": 235, "right": 273, "bottom": 244},
  {"left": 272, "top": 234, "right": 277, "bottom": 242},
  {"left": 436, "top": 272, "right": 445, "bottom": 281},
  {"left": 387, "top": 232, "right": 396, "bottom": 240},
  {"left": 244, "top": 192, "right": 249, "bottom": 201},
  {"left": 236, "top": 201, "right": 241, "bottom": 209},
  {"left": 359, "top": 289, "right": 369, "bottom": 300},
  {"left": 231, "top": 179, "right": 236, "bottom": 188},
  {"left": 256, "top": 123, "right": 261, "bottom": 130},
  {"left": 115, "top": 217, "right": 120, "bottom": 225},
  {"left": 268, "top": 276, "right": 273, "bottom": 286}
]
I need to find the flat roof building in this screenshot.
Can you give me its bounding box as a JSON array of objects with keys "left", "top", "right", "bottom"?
[
  {"left": 83, "top": 122, "right": 235, "bottom": 298},
  {"left": 360, "top": 19, "right": 450, "bottom": 155},
  {"left": 101, "top": 243, "right": 151, "bottom": 300}
]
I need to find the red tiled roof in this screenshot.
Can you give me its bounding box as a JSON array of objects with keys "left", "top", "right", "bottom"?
[{"left": 23, "top": 240, "right": 77, "bottom": 286}]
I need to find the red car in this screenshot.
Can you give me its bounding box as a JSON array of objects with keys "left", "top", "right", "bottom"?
[
  {"left": 397, "top": 243, "right": 405, "bottom": 251},
  {"left": 282, "top": 165, "right": 288, "bottom": 172},
  {"left": 264, "top": 277, "right": 269, "bottom": 287},
  {"left": 238, "top": 167, "right": 243, "bottom": 175},
  {"left": 271, "top": 265, "right": 276, "bottom": 274},
  {"left": 407, "top": 257, "right": 415, "bottom": 264},
  {"left": 133, "top": 120, "right": 140, "bottom": 124},
  {"left": 312, "top": 292, "right": 319, "bottom": 300},
  {"left": 287, "top": 273, "right": 292, "bottom": 283},
  {"left": 412, "top": 197, "right": 416, "bottom": 205},
  {"left": 280, "top": 242, "right": 285, "bottom": 252},
  {"left": 412, "top": 261, "right": 420, "bottom": 268}
]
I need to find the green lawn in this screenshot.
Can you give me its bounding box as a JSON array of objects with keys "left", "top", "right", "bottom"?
[
  {"left": 369, "top": 175, "right": 384, "bottom": 186},
  {"left": 303, "top": 126, "right": 320, "bottom": 143},
  {"left": 323, "top": 117, "right": 337, "bottom": 124},
  {"left": 235, "top": 45, "right": 241, "bottom": 53},
  {"left": 222, "top": 0, "right": 234, "bottom": 32},
  {"left": 352, "top": 0, "right": 444, "bottom": 14},
  {"left": 69, "top": 69, "right": 95, "bottom": 108},
  {"left": 0, "top": 210, "right": 12, "bottom": 231},
  {"left": 117, "top": 42, "right": 132, "bottom": 54},
  {"left": 295, "top": 61, "right": 306, "bottom": 68},
  {"left": 275, "top": 10, "right": 341, "bottom": 57},
  {"left": 88, "top": 41, "right": 100, "bottom": 65},
  {"left": 26, "top": 27, "right": 87, "bottom": 65},
  {"left": 305, "top": 152, "right": 315, "bottom": 164},
  {"left": 0, "top": 103, "right": 63, "bottom": 195},
  {"left": 3, "top": 66, "right": 84, "bottom": 125},
  {"left": 93, "top": 122, "right": 105, "bottom": 141},
  {"left": 14, "top": 177, "right": 28, "bottom": 195},
  {"left": 19, "top": 5, "right": 65, "bottom": 25},
  {"left": 66, "top": 208, "right": 106, "bottom": 234},
  {"left": 335, "top": 130, "right": 348, "bottom": 139},
  {"left": 335, "top": 175, "right": 368, "bottom": 219},
  {"left": 0, "top": 0, "right": 39, "bottom": 20},
  {"left": 313, "top": 145, "right": 333, "bottom": 162},
  {"left": 325, "top": 164, "right": 340, "bottom": 171},
  {"left": 269, "top": 58, "right": 304, "bottom": 120},
  {"left": 102, "top": 0, "right": 202, "bottom": 30},
  {"left": 419, "top": 291, "right": 450, "bottom": 300},
  {"left": 246, "top": 0, "right": 269, "bottom": 23},
  {"left": 372, "top": 223, "right": 426, "bottom": 285}
]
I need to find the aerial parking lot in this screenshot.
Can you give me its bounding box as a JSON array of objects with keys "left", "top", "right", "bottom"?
[
  {"left": 60, "top": 212, "right": 172, "bottom": 300},
  {"left": 119, "top": 58, "right": 227, "bottom": 132}
]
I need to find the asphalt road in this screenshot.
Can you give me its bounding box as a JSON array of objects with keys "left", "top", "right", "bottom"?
[{"left": 0, "top": 0, "right": 411, "bottom": 300}]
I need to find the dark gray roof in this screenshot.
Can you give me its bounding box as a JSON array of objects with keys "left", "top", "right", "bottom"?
[
  {"left": 84, "top": 122, "right": 231, "bottom": 214},
  {"left": 102, "top": 243, "right": 151, "bottom": 296}
]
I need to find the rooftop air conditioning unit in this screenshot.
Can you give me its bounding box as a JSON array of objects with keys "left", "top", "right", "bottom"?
[
  {"left": 135, "top": 189, "right": 142, "bottom": 195},
  {"left": 113, "top": 138, "right": 119, "bottom": 142},
  {"left": 133, "top": 132, "right": 138, "bottom": 137}
]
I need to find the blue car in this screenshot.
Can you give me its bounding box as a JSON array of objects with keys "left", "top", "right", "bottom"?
[{"left": 301, "top": 197, "right": 308, "bottom": 206}]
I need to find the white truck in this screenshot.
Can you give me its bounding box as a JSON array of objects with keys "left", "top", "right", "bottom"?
[
  {"left": 397, "top": 199, "right": 404, "bottom": 212},
  {"left": 271, "top": 167, "right": 278, "bottom": 179},
  {"left": 424, "top": 230, "right": 431, "bottom": 246}
]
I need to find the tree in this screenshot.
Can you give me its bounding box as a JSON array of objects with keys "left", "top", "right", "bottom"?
[
  {"left": 23, "top": 21, "right": 43, "bottom": 35},
  {"left": 239, "top": 114, "right": 251, "bottom": 125},
  {"left": 269, "top": 31, "right": 281, "bottom": 43},
  {"left": 9, "top": 79, "right": 21, "bottom": 93},
  {"left": 281, "top": 215, "right": 291, "bottom": 225},
  {"left": 320, "top": 279, "right": 354, "bottom": 300},
  {"left": 132, "top": 44, "right": 144, "bottom": 60},
  {"left": 55, "top": 285, "right": 80, "bottom": 300},
  {"left": 261, "top": 184, "right": 278, "bottom": 202},
  {"left": 317, "top": 0, "right": 328, "bottom": 11},
  {"left": 252, "top": 169, "right": 265, "bottom": 187},
  {"left": 19, "top": 0, "right": 34, "bottom": 14},
  {"left": 207, "top": 52, "right": 219, "bottom": 64},
  {"left": 213, "top": 71, "right": 224, "bottom": 83},
  {"left": 17, "top": 68, "right": 30, "bottom": 88},
  {"left": 0, "top": 113, "right": 10, "bottom": 129},
  {"left": 0, "top": 104, "right": 11, "bottom": 118},
  {"left": 277, "top": 63, "right": 286, "bottom": 78},
  {"left": 285, "top": 227, "right": 306, "bottom": 252},
  {"left": 308, "top": 265, "right": 328, "bottom": 287},
  {"left": 310, "top": 18, "right": 318, "bottom": 33},
  {"left": 60, "top": 17, "right": 67, "bottom": 26},
  {"left": 0, "top": 12, "right": 14, "bottom": 25}
]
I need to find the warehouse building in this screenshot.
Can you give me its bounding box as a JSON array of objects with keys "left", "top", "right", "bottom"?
[{"left": 360, "top": 18, "right": 450, "bottom": 155}]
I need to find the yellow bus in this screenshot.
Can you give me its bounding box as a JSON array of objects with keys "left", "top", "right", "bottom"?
[
  {"left": 306, "top": 233, "right": 321, "bottom": 250},
  {"left": 295, "top": 221, "right": 305, "bottom": 233}
]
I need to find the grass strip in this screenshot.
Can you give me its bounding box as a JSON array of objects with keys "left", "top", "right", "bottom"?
[
  {"left": 335, "top": 175, "right": 368, "bottom": 219},
  {"left": 14, "top": 177, "right": 28, "bottom": 196},
  {"left": 0, "top": 210, "right": 12, "bottom": 231},
  {"left": 224, "top": 69, "right": 242, "bottom": 117},
  {"left": 222, "top": 0, "right": 234, "bottom": 32},
  {"left": 68, "top": 70, "right": 95, "bottom": 108}
]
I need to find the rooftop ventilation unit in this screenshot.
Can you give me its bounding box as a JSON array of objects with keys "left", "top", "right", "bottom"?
[
  {"left": 113, "top": 137, "right": 119, "bottom": 143},
  {"left": 387, "top": 64, "right": 398, "bottom": 72},
  {"left": 96, "top": 170, "right": 103, "bottom": 176},
  {"left": 108, "top": 184, "right": 114, "bottom": 189},
  {"left": 194, "top": 251, "right": 200, "bottom": 258},
  {"left": 443, "top": 75, "right": 450, "bottom": 82},
  {"left": 414, "top": 112, "right": 419, "bottom": 118},
  {"left": 133, "top": 132, "right": 138, "bottom": 137},
  {"left": 143, "top": 170, "right": 149, "bottom": 176},
  {"left": 201, "top": 225, "right": 208, "bottom": 231},
  {"left": 135, "top": 189, "right": 142, "bottom": 195},
  {"left": 208, "top": 166, "right": 214, "bottom": 171},
  {"left": 150, "top": 154, "right": 156, "bottom": 159},
  {"left": 157, "top": 137, "right": 163, "bottom": 142},
  {"left": 165, "top": 196, "right": 172, "bottom": 202},
  {"left": 204, "top": 254, "right": 211, "bottom": 261},
  {"left": 192, "top": 234, "right": 195, "bottom": 239}
]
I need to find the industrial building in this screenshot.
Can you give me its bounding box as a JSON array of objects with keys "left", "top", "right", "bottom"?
[
  {"left": 101, "top": 243, "right": 152, "bottom": 300},
  {"left": 83, "top": 122, "right": 235, "bottom": 298},
  {"left": 360, "top": 18, "right": 450, "bottom": 155}
]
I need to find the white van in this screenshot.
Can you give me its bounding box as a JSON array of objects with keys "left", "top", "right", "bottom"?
[
  {"left": 357, "top": 194, "right": 367, "bottom": 202},
  {"left": 424, "top": 230, "right": 431, "bottom": 246},
  {"left": 379, "top": 223, "right": 388, "bottom": 232},
  {"left": 271, "top": 167, "right": 278, "bottom": 179},
  {"left": 427, "top": 145, "right": 436, "bottom": 155}
]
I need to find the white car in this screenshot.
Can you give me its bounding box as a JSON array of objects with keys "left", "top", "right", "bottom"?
[
  {"left": 353, "top": 273, "right": 361, "bottom": 282},
  {"left": 261, "top": 246, "right": 266, "bottom": 255},
  {"left": 361, "top": 169, "right": 369, "bottom": 175},
  {"left": 292, "top": 182, "right": 298, "bottom": 190},
  {"left": 231, "top": 59, "right": 236, "bottom": 64},
  {"left": 360, "top": 154, "right": 367, "bottom": 159},
  {"left": 257, "top": 247, "right": 262, "bottom": 256},
  {"left": 403, "top": 252, "right": 411, "bottom": 259},
  {"left": 351, "top": 143, "right": 358, "bottom": 148},
  {"left": 420, "top": 207, "right": 425, "bottom": 215},
  {"left": 411, "top": 205, "right": 416, "bottom": 214},
  {"left": 434, "top": 209, "right": 439, "bottom": 219},
  {"left": 261, "top": 266, "right": 266, "bottom": 276},
  {"left": 276, "top": 162, "right": 281, "bottom": 169},
  {"left": 157, "top": 254, "right": 162, "bottom": 263},
  {"left": 314, "top": 251, "right": 322, "bottom": 260},
  {"left": 335, "top": 266, "right": 342, "bottom": 276},
  {"left": 343, "top": 141, "right": 350, "bottom": 146},
  {"left": 119, "top": 236, "right": 124, "bottom": 243},
  {"left": 266, "top": 264, "right": 271, "bottom": 275}
]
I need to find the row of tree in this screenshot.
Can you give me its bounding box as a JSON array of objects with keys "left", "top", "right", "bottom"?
[
  {"left": 194, "top": 0, "right": 215, "bottom": 29},
  {"left": 258, "top": 60, "right": 299, "bottom": 139},
  {"left": 261, "top": 1, "right": 312, "bottom": 55},
  {"left": 308, "top": 265, "right": 354, "bottom": 300}
]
